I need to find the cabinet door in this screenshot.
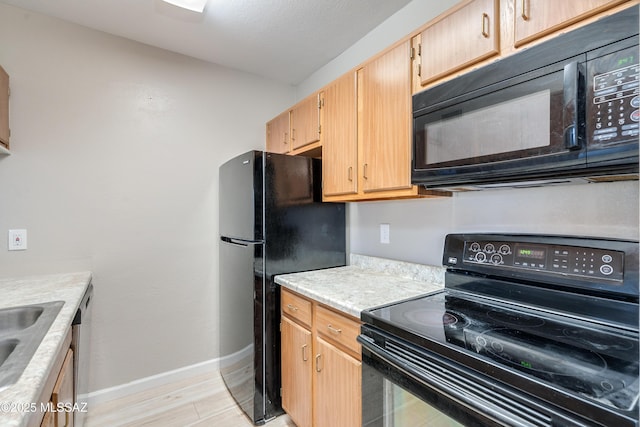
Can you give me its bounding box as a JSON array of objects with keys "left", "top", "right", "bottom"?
[
  {"left": 281, "top": 316, "right": 312, "bottom": 427},
  {"left": 266, "top": 111, "right": 290, "bottom": 154},
  {"left": 514, "top": 0, "right": 628, "bottom": 46},
  {"left": 52, "top": 349, "right": 74, "bottom": 427},
  {"left": 40, "top": 410, "right": 55, "bottom": 427},
  {"left": 419, "top": 0, "right": 499, "bottom": 85},
  {"left": 360, "top": 41, "right": 412, "bottom": 193},
  {"left": 322, "top": 72, "right": 358, "bottom": 197},
  {"left": 0, "top": 66, "right": 8, "bottom": 149},
  {"left": 291, "top": 94, "right": 320, "bottom": 151},
  {"left": 314, "top": 337, "right": 362, "bottom": 427}
]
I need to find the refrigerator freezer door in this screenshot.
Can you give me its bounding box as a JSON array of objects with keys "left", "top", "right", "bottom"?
[
  {"left": 219, "top": 237, "right": 265, "bottom": 423},
  {"left": 219, "top": 150, "right": 263, "bottom": 241}
]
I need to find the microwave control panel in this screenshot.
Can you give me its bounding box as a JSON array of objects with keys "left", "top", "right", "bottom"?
[
  {"left": 589, "top": 45, "right": 639, "bottom": 146},
  {"left": 461, "top": 240, "right": 625, "bottom": 283}
]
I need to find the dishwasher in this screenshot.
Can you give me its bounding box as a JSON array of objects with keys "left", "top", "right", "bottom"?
[{"left": 72, "top": 282, "right": 93, "bottom": 427}]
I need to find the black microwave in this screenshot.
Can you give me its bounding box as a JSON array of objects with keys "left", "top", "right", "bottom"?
[{"left": 412, "top": 6, "right": 639, "bottom": 190}]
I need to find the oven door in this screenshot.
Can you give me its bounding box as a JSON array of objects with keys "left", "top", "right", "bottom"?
[
  {"left": 412, "top": 56, "right": 586, "bottom": 188},
  {"left": 359, "top": 325, "right": 591, "bottom": 427}
]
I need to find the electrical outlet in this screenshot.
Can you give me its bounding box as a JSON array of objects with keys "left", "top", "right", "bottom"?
[
  {"left": 8, "top": 229, "right": 27, "bottom": 251},
  {"left": 380, "top": 223, "right": 390, "bottom": 244}
]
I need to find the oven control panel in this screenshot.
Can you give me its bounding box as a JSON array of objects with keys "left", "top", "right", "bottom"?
[{"left": 461, "top": 240, "right": 624, "bottom": 282}]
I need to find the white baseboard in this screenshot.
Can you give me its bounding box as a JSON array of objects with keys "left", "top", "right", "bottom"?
[{"left": 87, "top": 358, "right": 220, "bottom": 406}]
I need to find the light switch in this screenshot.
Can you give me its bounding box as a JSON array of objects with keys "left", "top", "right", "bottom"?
[
  {"left": 380, "top": 223, "right": 390, "bottom": 244},
  {"left": 8, "top": 229, "right": 27, "bottom": 251}
]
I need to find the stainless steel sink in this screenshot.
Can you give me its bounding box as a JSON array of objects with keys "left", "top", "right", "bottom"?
[
  {"left": 0, "top": 306, "right": 44, "bottom": 333},
  {"left": 0, "top": 339, "right": 18, "bottom": 366},
  {"left": 0, "top": 301, "right": 64, "bottom": 390}
]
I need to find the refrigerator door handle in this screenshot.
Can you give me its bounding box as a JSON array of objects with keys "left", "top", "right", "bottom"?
[{"left": 221, "top": 236, "right": 263, "bottom": 246}]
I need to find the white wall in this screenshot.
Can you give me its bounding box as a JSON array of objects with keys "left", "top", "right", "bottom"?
[
  {"left": 297, "top": 0, "right": 639, "bottom": 265},
  {"left": 0, "top": 3, "right": 296, "bottom": 391}
]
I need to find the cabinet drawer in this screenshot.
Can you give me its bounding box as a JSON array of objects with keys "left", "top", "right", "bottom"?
[
  {"left": 282, "top": 289, "right": 312, "bottom": 328},
  {"left": 315, "top": 305, "right": 361, "bottom": 357}
]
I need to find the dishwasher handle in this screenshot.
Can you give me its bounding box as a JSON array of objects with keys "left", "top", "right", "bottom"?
[{"left": 73, "top": 282, "right": 94, "bottom": 325}]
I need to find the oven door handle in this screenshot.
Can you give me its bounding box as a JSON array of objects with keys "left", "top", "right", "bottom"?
[{"left": 358, "top": 335, "right": 542, "bottom": 427}]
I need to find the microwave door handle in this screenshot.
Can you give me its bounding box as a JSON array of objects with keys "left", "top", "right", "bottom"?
[{"left": 562, "top": 61, "right": 585, "bottom": 150}]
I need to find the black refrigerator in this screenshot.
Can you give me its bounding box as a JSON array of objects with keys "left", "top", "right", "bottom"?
[{"left": 218, "top": 150, "right": 346, "bottom": 424}]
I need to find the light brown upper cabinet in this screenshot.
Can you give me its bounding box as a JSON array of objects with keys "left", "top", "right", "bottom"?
[
  {"left": 514, "top": 0, "right": 629, "bottom": 47},
  {"left": 290, "top": 93, "right": 321, "bottom": 151},
  {"left": 266, "top": 93, "right": 322, "bottom": 157},
  {"left": 322, "top": 72, "right": 358, "bottom": 197},
  {"left": 322, "top": 41, "right": 449, "bottom": 202},
  {"left": 360, "top": 41, "right": 414, "bottom": 193},
  {"left": 415, "top": 0, "right": 499, "bottom": 87},
  {"left": 0, "top": 66, "right": 9, "bottom": 150},
  {"left": 266, "top": 110, "right": 290, "bottom": 154}
]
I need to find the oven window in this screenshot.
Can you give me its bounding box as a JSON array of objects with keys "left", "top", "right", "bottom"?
[
  {"left": 384, "top": 379, "right": 464, "bottom": 427},
  {"left": 424, "top": 90, "right": 551, "bottom": 165}
]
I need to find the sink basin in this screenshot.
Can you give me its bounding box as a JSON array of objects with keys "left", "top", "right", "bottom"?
[
  {"left": 0, "top": 301, "right": 64, "bottom": 390},
  {"left": 0, "top": 339, "right": 18, "bottom": 366},
  {"left": 0, "top": 306, "right": 44, "bottom": 334}
]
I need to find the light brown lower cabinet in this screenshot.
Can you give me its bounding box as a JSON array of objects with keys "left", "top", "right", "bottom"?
[
  {"left": 50, "top": 349, "right": 74, "bottom": 427},
  {"left": 281, "top": 316, "right": 313, "bottom": 427},
  {"left": 281, "top": 288, "right": 362, "bottom": 427},
  {"left": 31, "top": 329, "right": 75, "bottom": 427}
]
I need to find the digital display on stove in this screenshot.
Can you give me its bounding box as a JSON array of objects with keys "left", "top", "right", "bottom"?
[{"left": 515, "top": 246, "right": 546, "bottom": 260}]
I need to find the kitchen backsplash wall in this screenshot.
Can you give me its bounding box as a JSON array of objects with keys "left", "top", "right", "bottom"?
[{"left": 349, "top": 181, "right": 639, "bottom": 266}]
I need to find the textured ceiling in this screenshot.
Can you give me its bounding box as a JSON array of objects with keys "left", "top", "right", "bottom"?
[{"left": 0, "top": 0, "right": 413, "bottom": 85}]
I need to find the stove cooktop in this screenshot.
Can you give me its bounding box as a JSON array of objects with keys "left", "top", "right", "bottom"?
[{"left": 363, "top": 289, "right": 640, "bottom": 412}]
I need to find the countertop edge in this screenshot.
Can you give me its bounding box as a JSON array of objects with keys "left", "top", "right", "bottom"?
[{"left": 0, "top": 271, "right": 93, "bottom": 427}]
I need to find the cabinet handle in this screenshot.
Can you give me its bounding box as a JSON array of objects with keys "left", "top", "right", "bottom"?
[
  {"left": 315, "top": 354, "right": 322, "bottom": 372},
  {"left": 302, "top": 344, "right": 308, "bottom": 361},
  {"left": 64, "top": 411, "right": 70, "bottom": 427},
  {"left": 521, "top": 0, "right": 529, "bottom": 20},
  {"left": 363, "top": 163, "right": 368, "bottom": 179},
  {"left": 327, "top": 324, "right": 342, "bottom": 335},
  {"left": 283, "top": 132, "right": 288, "bottom": 145},
  {"left": 348, "top": 166, "right": 353, "bottom": 182},
  {"left": 291, "top": 128, "right": 296, "bottom": 141},
  {"left": 287, "top": 303, "right": 298, "bottom": 312},
  {"left": 481, "top": 13, "right": 490, "bottom": 38}
]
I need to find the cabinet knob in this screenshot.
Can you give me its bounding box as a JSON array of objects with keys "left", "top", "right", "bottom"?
[{"left": 287, "top": 303, "right": 298, "bottom": 312}]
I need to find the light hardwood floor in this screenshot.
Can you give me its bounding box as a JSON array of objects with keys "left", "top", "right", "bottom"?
[{"left": 86, "top": 370, "right": 296, "bottom": 427}]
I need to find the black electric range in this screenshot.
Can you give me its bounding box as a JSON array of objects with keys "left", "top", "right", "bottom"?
[{"left": 360, "top": 234, "right": 639, "bottom": 427}]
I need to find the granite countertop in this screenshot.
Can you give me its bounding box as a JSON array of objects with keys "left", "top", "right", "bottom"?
[
  {"left": 275, "top": 254, "right": 445, "bottom": 318},
  {"left": 0, "top": 272, "right": 92, "bottom": 427}
]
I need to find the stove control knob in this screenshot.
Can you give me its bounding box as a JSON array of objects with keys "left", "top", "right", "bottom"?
[
  {"left": 475, "top": 252, "right": 487, "bottom": 263},
  {"left": 490, "top": 254, "right": 503, "bottom": 265},
  {"left": 469, "top": 242, "right": 481, "bottom": 252},
  {"left": 484, "top": 243, "right": 495, "bottom": 253},
  {"left": 499, "top": 244, "right": 511, "bottom": 254},
  {"left": 475, "top": 336, "right": 487, "bottom": 347}
]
